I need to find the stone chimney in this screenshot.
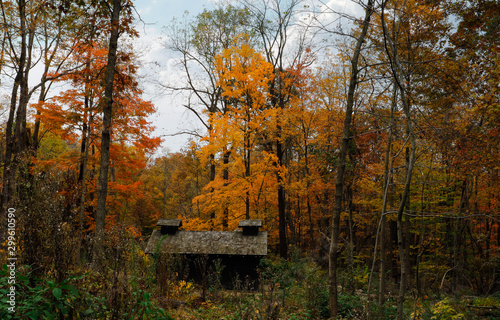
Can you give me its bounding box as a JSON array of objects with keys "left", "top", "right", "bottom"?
[
  {"left": 157, "top": 219, "right": 182, "bottom": 235},
  {"left": 239, "top": 220, "right": 262, "bottom": 236}
]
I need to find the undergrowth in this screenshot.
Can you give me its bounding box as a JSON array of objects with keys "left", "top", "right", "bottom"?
[{"left": 2, "top": 244, "right": 500, "bottom": 319}]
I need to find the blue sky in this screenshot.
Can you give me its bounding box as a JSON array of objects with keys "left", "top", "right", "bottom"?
[
  {"left": 130, "top": 0, "right": 360, "bottom": 154},
  {"left": 134, "top": 0, "right": 210, "bottom": 27},
  {"left": 132, "top": 0, "right": 216, "bottom": 154}
]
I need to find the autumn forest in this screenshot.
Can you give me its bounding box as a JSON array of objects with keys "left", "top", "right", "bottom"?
[{"left": 0, "top": 0, "right": 499, "bottom": 319}]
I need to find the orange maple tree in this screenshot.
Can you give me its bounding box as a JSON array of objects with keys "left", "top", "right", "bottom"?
[{"left": 36, "top": 39, "right": 161, "bottom": 237}]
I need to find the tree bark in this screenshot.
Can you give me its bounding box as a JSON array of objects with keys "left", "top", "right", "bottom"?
[
  {"left": 222, "top": 148, "right": 229, "bottom": 230},
  {"left": 380, "top": 2, "right": 417, "bottom": 317},
  {"left": 379, "top": 86, "right": 396, "bottom": 309},
  {"left": 92, "top": 0, "right": 122, "bottom": 271},
  {"left": 277, "top": 135, "right": 287, "bottom": 259},
  {"left": 13, "top": 0, "right": 33, "bottom": 156},
  {"left": 329, "top": 1, "right": 373, "bottom": 317},
  {"left": 77, "top": 109, "right": 92, "bottom": 265},
  {"left": 0, "top": 0, "right": 39, "bottom": 206},
  {"left": 77, "top": 58, "right": 94, "bottom": 265}
]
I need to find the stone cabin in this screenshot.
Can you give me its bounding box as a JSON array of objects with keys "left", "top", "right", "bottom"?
[{"left": 145, "top": 219, "right": 267, "bottom": 289}]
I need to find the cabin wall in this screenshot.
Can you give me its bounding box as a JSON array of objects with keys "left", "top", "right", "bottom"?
[{"left": 160, "top": 254, "right": 263, "bottom": 290}]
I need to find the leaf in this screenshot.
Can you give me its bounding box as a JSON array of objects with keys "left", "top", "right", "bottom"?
[
  {"left": 84, "top": 309, "right": 94, "bottom": 315},
  {"left": 52, "top": 287, "right": 62, "bottom": 299},
  {"left": 67, "top": 284, "right": 79, "bottom": 297}
]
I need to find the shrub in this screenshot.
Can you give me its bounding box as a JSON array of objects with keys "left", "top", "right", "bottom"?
[
  {"left": 0, "top": 264, "right": 172, "bottom": 320},
  {"left": 0, "top": 264, "right": 106, "bottom": 319},
  {"left": 431, "top": 298, "right": 464, "bottom": 320}
]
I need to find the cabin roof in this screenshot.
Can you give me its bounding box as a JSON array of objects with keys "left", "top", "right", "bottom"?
[
  {"left": 157, "top": 219, "right": 182, "bottom": 227},
  {"left": 145, "top": 229, "right": 268, "bottom": 256},
  {"left": 238, "top": 220, "right": 262, "bottom": 228}
]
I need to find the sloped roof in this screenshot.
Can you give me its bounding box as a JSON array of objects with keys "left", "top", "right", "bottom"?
[
  {"left": 145, "top": 229, "right": 267, "bottom": 256},
  {"left": 157, "top": 219, "right": 182, "bottom": 227},
  {"left": 238, "top": 220, "right": 262, "bottom": 228}
]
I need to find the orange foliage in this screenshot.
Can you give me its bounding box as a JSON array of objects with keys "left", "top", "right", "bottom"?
[{"left": 35, "top": 39, "right": 161, "bottom": 235}]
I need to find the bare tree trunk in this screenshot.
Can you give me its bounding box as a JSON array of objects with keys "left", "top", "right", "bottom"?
[
  {"left": 32, "top": 77, "right": 47, "bottom": 151},
  {"left": 209, "top": 152, "right": 216, "bottom": 223},
  {"left": 13, "top": 1, "right": 33, "bottom": 156},
  {"left": 245, "top": 124, "right": 251, "bottom": 220},
  {"left": 381, "top": 3, "right": 417, "bottom": 317},
  {"left": 32, "top": 27, "right": 62, "bottom": 151},
  {"left": 222, "top": 148, "right": 229, "bottom": 230},
  {"left": 379, "top": 86, "right": 396, "bottom": 309},
  {"left": 77, "top": 112, "right": 92, "bottom": 265},
  {"left": 0, "top": 0, "right": 27, "bottom": 209},
  {"left": 77, "top": 59, "right": 94, "bottom": 265},
  {"left": 366, "top": 86, "right": 396, "bottom": 319},
  {"left": 347, "top": 184, "right": 354, "bottom": 279},
  {"left": 92, "top": 0, "right": 122, "bottom": 271},
  {"left": 329, "top": 1, "right": 373, "bottom": 317},
  {"left": 277, "top": 135, "right": 287, "bottom": 259}
]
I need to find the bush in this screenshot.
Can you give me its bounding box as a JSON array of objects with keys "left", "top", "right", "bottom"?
[
  {"left": 338, "top": 293, "right": 363, "bottom": 318},
  {"left": 0, "top": 264, "right": 106, "bottom": 319},
  {"left": 430, "top": 298, "right": 464, "bottom": 320},
  {"left": 0, "top": 264, "right": 172, "bottom": 320}
]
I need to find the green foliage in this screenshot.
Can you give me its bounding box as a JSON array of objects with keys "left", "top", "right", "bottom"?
[
  {"left": 190, "top": 4, "right": 254, "bottom": 57},
  {"left": 100, "top": 237, "right": 172, "bottom": 320},
  {"left": 259, "top": 253, "right": 332, "bottom": 319},
  {"left": 340, "top": 265, "right": 369, "bottom": 292},
  {"left": 337, "top": 293, "right": 363, "bottom": 318},
  {"left": 430, "top": 298, "right": 465, "bottom": 320},
  {"left": 123, "top": 290, "right": 172, "bottom": 320},
  {"left": 0, "top": 261, "right": 171, "bottom": 320},
  {"left": 36, "top": 131, "right": 71, "bottom": 161},
  {"left": 472, "top": 296, "right": 500, "bottom": 307},
  {"left": 0, "top": 265, "right": 105, "bottom": 319},
  {"left": 405, "top": 296, "right": 500, "bottom": 320},
  {"left": 303, "top": 261, "right": 330, "bottom": 319}
]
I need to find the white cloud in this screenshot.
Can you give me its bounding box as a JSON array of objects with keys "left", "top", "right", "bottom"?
[{"left": 133, "top": 1, "right": 211, "bottom": 153}]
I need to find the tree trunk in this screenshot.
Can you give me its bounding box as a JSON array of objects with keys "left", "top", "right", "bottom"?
[
  {"left": 92, "top": 0, "right": 122, "bottom": 271},
  {"left": 77, "top": 111, "right": 92, "bottom": 265},
  {"left": 245, "top": 129, "right": 251, "bottom": 220},
  {"left": 329, "top": 1, "right": 373, "bottom": 317},
  {"left": 32, "top": 32, "right": 61, "bottom": 151},
  {"left": 32, "top": 73, "right": 48, "bottom": 151},
  {"left": 277, "top": 136, "right": 287, "bottom": 259},
  {"left": 13, "top": 0, "right": 33, "bottom": 156},
  {"left": 77, "top": 59, "right": 94, "bottom": 265},
  {"left": 0, "top": 0, "right": 27, "bottom": 209},
  {"left": 347, "top": 184, "right": 354, "bottom": 279},
  {"left": 379, "top": 86, "right": 396, "bottom": 309},
  {"left": 222, "top": 148, "right": 230, "bottom": 230},
  {"left": 209, "top": 152, "right": 216, "bottom": 222},
  {"left": 380, "top": 3, "right": 417, "bottom": 316}
]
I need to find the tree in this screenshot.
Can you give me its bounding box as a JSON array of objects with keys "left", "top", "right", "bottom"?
[
  {"left": 327, "top": 0, "right": 374, "bottom": 316},
  {"left": 194, "top": 41, "right": 276, "bottom": 228},
  {"left": 163, "top": 4, "right": 254, "bottom": 186},
  {"left": 243, "top": 0, "right": 314, "bottom": 259},
  {"left": 1, "top": 0, "right": 35, "bottom": 208},
  {"left": 38, "top": 37, "right": 160, "bottom": 263},
  {"left": 375, "top": 0, "right": 452, "bottom": 316},
  {"left": 92, "top": 0, "right": 137, "bottom": 271},
  {"left": 0, "top": 0, "right": 85, "bottom": 209}
]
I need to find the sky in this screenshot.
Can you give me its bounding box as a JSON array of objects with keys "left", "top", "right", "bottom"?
[
  {"left": 132, "top": 0, "right": 214, "bottom": 154},
  {"left": 131, "top": 0, "right": 362, "bottom": 154},
  {"left": 0, "top": 0, "right": 363, "bottom": 157}
]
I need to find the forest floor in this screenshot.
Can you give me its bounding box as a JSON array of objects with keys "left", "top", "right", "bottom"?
[
  {"left": 160, "top": 253, "right": 500, "bottom": 320},
  {"left": 2, "top": 248, "right": 500, "bottom": 319}
]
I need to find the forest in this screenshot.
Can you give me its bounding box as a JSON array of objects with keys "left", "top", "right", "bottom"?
[{"left": 0, "top": 0, "right": 499, "bottom": 319}]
